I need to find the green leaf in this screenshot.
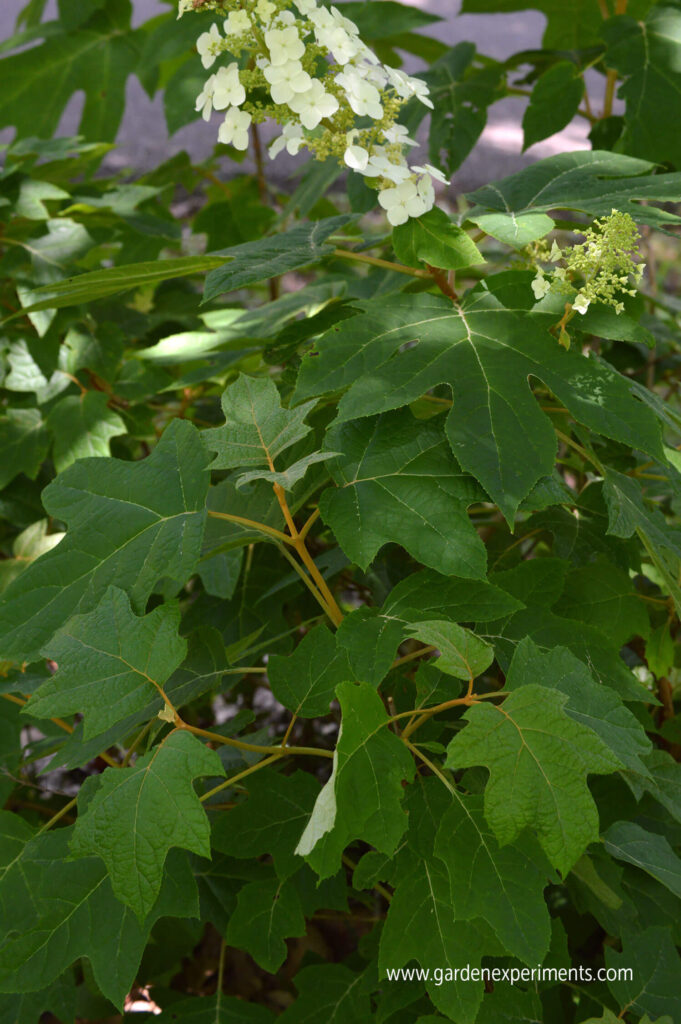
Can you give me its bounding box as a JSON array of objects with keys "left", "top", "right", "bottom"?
[
  {"left": 434, "top": 792, "right": 552, "bottom": 964},
  {"left": 475, "top": 986, "right": 543, "bottom": 1024},
  {"left": 625, "top": 749, "right": 681, "bottom": 826},
  {"left": 46, "top": 391, "right": 126, "bottom": 472},
  {"left": 467, "top": 150, "right": 681, "bottom": 229},
  {"left": 383, "top": 569, "right": 525, "bottom": 622},
  {"left": 646, "top": 623, "right": 675, "bottom": 679},
  {"left": 466, "top": 211, "right": 555, "bottom": 250},
  {"left": 318, "top": 410, "right": 487, "bottom": 574},
  {"left": 554, "top": 557, "right": 650, "bottom": 647},
  {"left": 277, "top": 963, "right": 372, "bottom": 1024},
  {"left": 445, "top": 684, "right": 622, "bottom": 873},
  {"left": 202, "top": 217, "right": 352, "bottom": 303},
  {"left": 211, "top": 770, "right": 321, "bottom": 881},
  {"left": 505, "top": 639, "right": 653, "bottom": 776},
  {"left": 156, "top": 995, "right": 274, "bottom": 1022},
  {"left": 296, "top": 681, "right": 414, "bottom": 878},
  {"left": 71, "top": 730, "right": 225, "bottom": 919},
  {"left": 603, "top": 822, "right": 681, "bottom": 899},
  {"left": 25, "top": 586, "right": 186, "bottom": 740},
  {"left": 487, "top": 558, "right": 653, "bottom": 703},
  {"left": 204, "top": 374, "right": 317, "bottom": 477},
  {"left": 522, "top": 61, "right": 584, "bottom": 150},
  {"left": 392, "top": 208, "right": 485, "bottom": 270},
  {"left": 268, "top": 626, "right": 352, "bottom": 718},
  {"left": 295, "top": 291, "right": 662, "bottom": 521},
  {"left": 0, "top": 408, "right": 50, "bottom": 489},
  {"left": 378, "top": 856, "right": 494, "bottom": 1024},
  {"left": 603, "top": 468, "right": 681, "bottom": 614},
  {"left": 0, "top": 520, "right": 64, "bottom": 596},
  {"left": 0, "top": 3, "right": 139, "bottom": 142},
  {"left": 0, "top": 826, "right": 198, "bottom": 1007},
  {"left": 406, "top": 620, "right": 494, "bottom": 681},
  {"left": 0, "top": 418, "right": 210, "bottom": 661},
  {"left": 605, "top": 927, "right": 681, "bottom": 1021},
  {"left": 236, "top": 451, "right": 336, "bottom": 492},
  {"left": 0, "top": 974, "right": 77, "bottom": 1024},
  {"left": 335, "top": 607, "right": 405, "bottom": 686},
  {"left": 2, "top": 256, "right": 226, "bottom": 323},
  {"left": 225, "top": 876, "right": 306, "bottom": 973},
  {"left": 602, "top": 6, "right": 681, "bottom": 169}
]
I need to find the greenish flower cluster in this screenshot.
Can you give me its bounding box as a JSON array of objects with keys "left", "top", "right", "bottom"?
[{"left": 530, "top": 210, "right": 645, "bottom": 316}]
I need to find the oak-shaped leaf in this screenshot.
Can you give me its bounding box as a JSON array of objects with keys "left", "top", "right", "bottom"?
[
  {"left": 71, "top": 730, "right": 225, "bottom": 920},
  {"left": 267, "top": 626, "right": 352, "bottom": 719},
  {"left": 487, "top": 558, "right": 650, "bottom": 703},
  {"left": 522, "top": 61, "right": 584, "bottom": 150},
  {"left": 0, "top": 408, "right": 49, "bottom": 490},
  {"left": 0, "top": 822, "right": 198, "bottom": 1008},
  {"left": 406, "top": 619, "right": 494, "bottom": 681},
  {"left": 212, "top": 769, "right": 321, "bottom": 880},
  {"left": 294, "top": 291, "right": 662, "bottom": 521},
  {"left": 296, "top": 681, "right": 414, "bottom": 879},
  {"left": 25, "top": 587, "right": 186, "bottom": 740},
  {"left": 605, "top": 927, "right": 681, "bottom": 1021},
  {"left": 434, "top": 792, "right": 553, "bottom": 964},
  {"left": 505, "top": 639, "right": 652, "bottom": 777},
  {"left": 319, "top": 410, "right": 487, "bottom": 575},
  {"left": 277, "top": 963, "right": 372, "bottom": 1024},
  {"left": 225, "top": 876, "right": 306, "bottom": 973},
  {"left": 0, "top": 418, "right": 211, "bottom": 662},
  {"left": 203, "top": 374, "right": 324, "bottom": 493},
  {"left": 445, "top": 685, "right": 622, "bottom": 874},
  {"left": 379, "top": 856, "right": 499, "bottom": 1024},
  {"left": 46, "top": 391, "right": 125, "bottom": 472}
]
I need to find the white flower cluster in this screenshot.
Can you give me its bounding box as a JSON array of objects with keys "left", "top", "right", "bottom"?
[{"left": 181, "top": 0, "right": 449, "bottom": 226}]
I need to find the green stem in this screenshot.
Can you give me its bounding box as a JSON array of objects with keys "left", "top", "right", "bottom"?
[
  {"left": 178, "top": 719, "right": 333, "bottom": 759},
  {"left": 36, "top": 796, "right": 78, "bottom": 834},
  {"left": 201, "top": 752, "right": 284, "bottom": 803},
  {"left": 333, "top": 248, "right": 431, "bottom": 279},
  {"left": 206, "top": 508, "right": 293, "bottom": 545}
]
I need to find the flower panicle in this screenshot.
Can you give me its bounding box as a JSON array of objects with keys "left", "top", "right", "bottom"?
[
  {"left": 181, "top": 0, "right": 449, "bottom": 225},
  {"left": 529, "top": 210, "right": 645, "bottom": 317}
]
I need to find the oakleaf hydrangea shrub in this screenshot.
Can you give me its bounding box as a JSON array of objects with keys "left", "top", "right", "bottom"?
[{"left": 0, "top": 0, "right": 681, "bottom": 1022}]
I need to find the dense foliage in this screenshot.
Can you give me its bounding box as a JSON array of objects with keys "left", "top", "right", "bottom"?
[{"left": 2, "top": 0, "right": 681, "bottom": 1021}]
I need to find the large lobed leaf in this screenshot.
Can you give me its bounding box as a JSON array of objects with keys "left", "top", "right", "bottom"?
[
  {"left": 294, "top": 290, "right": 662, "bottom": 521},
  {"left": 0, "top": 419, "right": 210, "bottom": 662},
  {"left": 71, "top": 730, "right": 224, "bottom": 920}
]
